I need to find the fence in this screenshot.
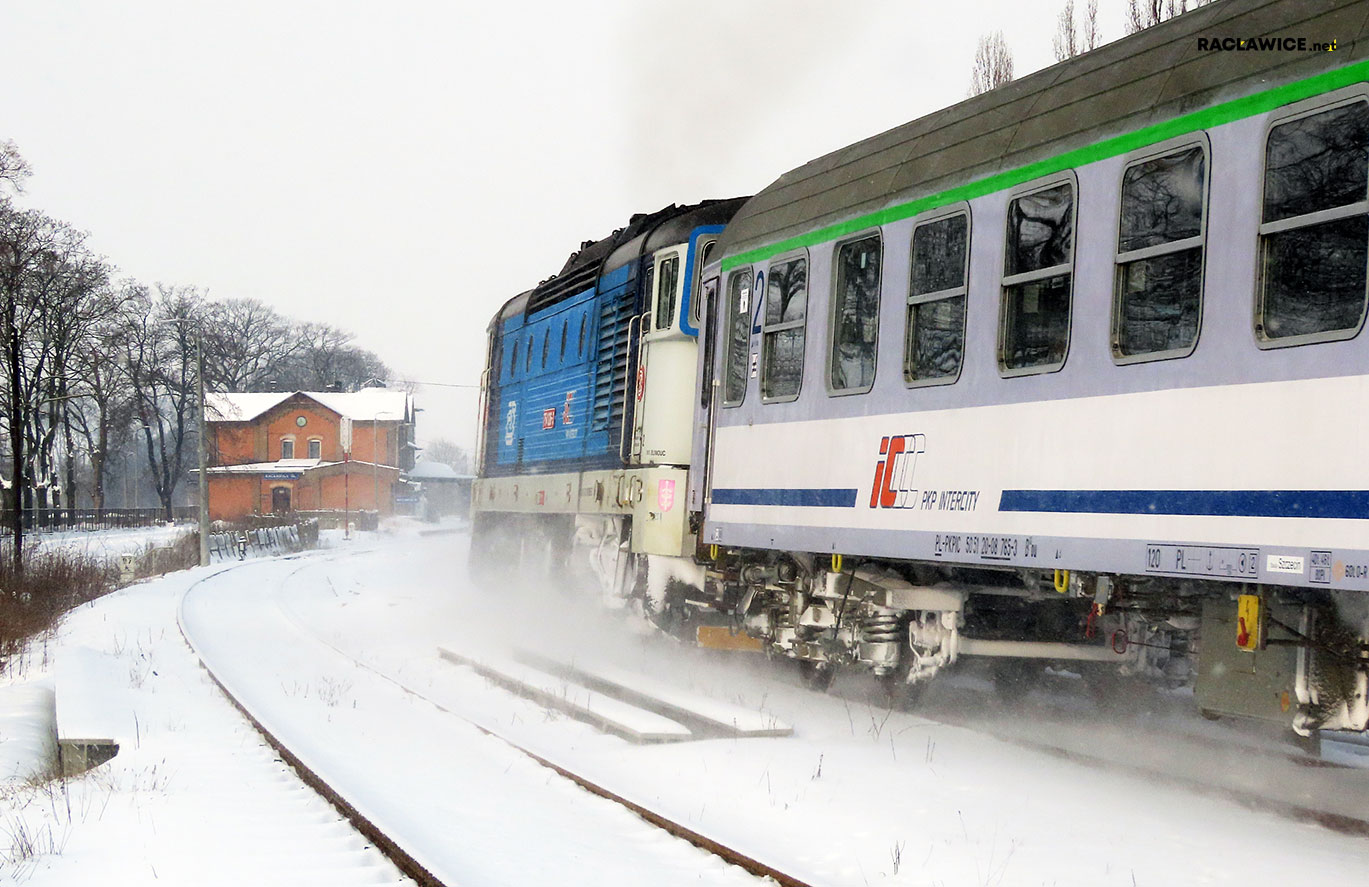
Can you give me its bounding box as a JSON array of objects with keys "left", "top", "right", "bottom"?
[{"left": 0, "top": 507, "right": 198, "bottom": 534}]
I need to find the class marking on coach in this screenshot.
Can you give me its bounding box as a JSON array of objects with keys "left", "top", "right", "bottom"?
[
  {"left": 1310, "top": 550, "right": 1333, "bottom": 584},
  {"left": 934, "top": 533, "right": 1039, "bottom": 562},
  {"left": 1144, "top": 543, "right": 1260, "bottom": 579}
]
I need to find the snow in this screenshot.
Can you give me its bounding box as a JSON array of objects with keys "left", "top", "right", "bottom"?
[
  {"left": 207, "top": 390, "right": 411, "bottom": 423},
  {"left": 2, "top": 527, "right": 1368, "bottom": 885},
  {"left": 24, "top": 524, "right": 192, "bottom": 562}
]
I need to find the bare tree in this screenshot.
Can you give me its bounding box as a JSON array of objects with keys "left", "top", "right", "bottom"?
[
  {"left": 421, "top": 438, "right": 471, "bottom": 475},
  {"left": 1053, "top": 0, "right": 1077, "bottom": 62},
  {"left": 1127, "top": 0, "right": 1208, "bottom": 34},
  {"left": 969, "top": 31, "right": 1015, "bottom": 97},
  {"left": 0, "top": 141, "right": 31, "bottom": 196},
  {"left": 200, "top": 297, "right": 298, "bottom": 391},
  {"left": 1054, "top": 0, "right": 1100, "bottom": 62},
  {"left": 1081, "top": 0, "right": 1100, "bottom": 53},
  {"left": 0, "top": 206, "right": 105, "bottom": 567},
  {"left": 121, "top": 284, "right": 206, "bottom": 521},
  {"left": 69, "top": 285, "right": 139, "bottom": 510},
  {"left": 277, "top": 321, "right": 390, "bottom": 392}
]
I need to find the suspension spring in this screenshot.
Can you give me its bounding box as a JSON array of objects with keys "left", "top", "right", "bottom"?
[{"left": 860, "top": 613, "right": 902, "bottom": 644}]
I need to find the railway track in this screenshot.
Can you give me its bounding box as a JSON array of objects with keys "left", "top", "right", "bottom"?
[
  {"left": 176, "top": 543, "right": 1369, "bottom": 886},
  {"left": 179, "top": 554, "right": 797, "bottom": 887}
]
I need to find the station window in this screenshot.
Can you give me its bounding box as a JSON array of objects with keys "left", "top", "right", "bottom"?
[
  {"left": 1000, "top": 180, "right": 1075, "bottom": 373},
  {"left": 722, "top": 269, "right": 752, "bottom": 406},
  {"left": 907, "top": 211, "right": 969, "bottom": 385},
  {"left": 307, "top": 438, "right": 322, "bottom": 460},
  {"left": 656, "top": 256, "right": 680, "bottom": 332},
  {"left": 1258, "top": 98, "right": 1369, "bottom": 345},
  {"left": 1114, "top": 144, "right": 1206, "bottom": 360},
  {"left": 280, "top": 437, "right": 295, "bottom": 460},
  {"left": 762, "top": 255, "right": 808, "bottom": 401},
  {"left": 829, "top": 234, "right": 881, "bottom": 394}
]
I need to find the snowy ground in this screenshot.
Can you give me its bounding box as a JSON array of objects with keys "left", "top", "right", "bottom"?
[
  {"left": 2, "top": 526, "right": 1369, "bottom": 885},
  {"left": 20, "top": 524, "right": 193, "bottom": 562}
]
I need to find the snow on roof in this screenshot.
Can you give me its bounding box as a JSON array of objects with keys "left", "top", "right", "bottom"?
[
  {"left": 407, "top": 461, "right": 461, "bottom": 480},
  {"left": 206, "top": 390, "right": 411, "bottom": 423}
]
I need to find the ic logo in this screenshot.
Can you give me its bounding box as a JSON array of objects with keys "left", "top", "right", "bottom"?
[{"left": 869, "top": 434, "right": 926, "bottom": 509}]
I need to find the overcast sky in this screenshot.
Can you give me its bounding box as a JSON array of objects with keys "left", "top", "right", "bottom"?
[{"left": 1, "top": 0, "right": 1131, "bottom": 451}]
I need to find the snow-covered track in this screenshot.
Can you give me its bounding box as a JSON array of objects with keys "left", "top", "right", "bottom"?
[
  {"left": 176, "top": 558, "right": 441, "bottom": 887},
  {"left": 178, "top": 553, "right": 785, "bottom": 887}
]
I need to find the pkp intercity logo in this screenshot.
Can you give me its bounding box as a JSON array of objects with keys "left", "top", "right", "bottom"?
[{"left": 869, "top": 433, "right": 926, "bottom": 509}]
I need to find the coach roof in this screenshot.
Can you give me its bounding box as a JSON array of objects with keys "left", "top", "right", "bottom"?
[{"left": 719, "top": 0, "right": 1369, "bottom": 267}]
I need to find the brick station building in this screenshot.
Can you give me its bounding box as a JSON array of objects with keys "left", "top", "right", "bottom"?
[{"left": 204, "top": 390, "right": 416, "bottom": 522}]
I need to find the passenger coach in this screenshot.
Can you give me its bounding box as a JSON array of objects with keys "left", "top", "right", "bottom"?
[{"left": 478, "top": 0, "right": 1369, "bottom": 740}]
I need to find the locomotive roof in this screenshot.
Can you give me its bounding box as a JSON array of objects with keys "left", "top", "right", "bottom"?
[
  {"left": 720, "top": 0, "right": 1369, "bottom": 268},
  {"left": 498, "top": 198, "right": 748, "bottom": 323}
]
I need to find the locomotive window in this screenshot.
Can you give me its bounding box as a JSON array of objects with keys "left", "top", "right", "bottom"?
[
  {"left": 907, "top": 211, "right": 969, "bottom": 385},
  {"left": 541, "top": 328, "right": 550, "bottom": 369},
  {"left": 1000, "top": 180, "right": 1075, "bottom": 374},
  {"left": 1114, "top": 144, "right": 1206, "bottom": 361},
  {"left": 762, "top": 256, "right": 808, "bottom": 402},
  {"left": 1258, "top": 98, "right": 1369, "bottom": 346},
  {"left": 829, "top": 234, "right": 881, "bottom": 395},
  {"left": 722, "top": 269, "right": 751, "bottom": 406},
  {"left": 506, "top": 337, "right": 518, "bottom": 381},
  {"left": 559, "top": 319, "right": 567, "bottom": 362},
  {"left": 642, "top": 264, "right": 655, "bottom": 331},
  {"left": 578, "top": 315, "right": 586, "bottom": 359},
  {"left": 656, "top": 256, "right": 680, "bottom": 332},
  {"left": 525, "top": 337, "right": 534, "bottom": 373}
]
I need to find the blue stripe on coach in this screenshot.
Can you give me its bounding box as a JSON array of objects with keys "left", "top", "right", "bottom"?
[
  {"left": 998, "top": 490, "right": 1369, "bottom": 520},
  {"left": 711, "top": 488, "right": 859, "bottom": 508}
]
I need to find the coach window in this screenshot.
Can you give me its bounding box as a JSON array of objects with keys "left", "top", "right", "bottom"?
[
  {"left": 1114, "top": 143, "right": 1207, "bottom": 361},
  {"left": 1258, "top": 97, "right": 1369, "bottom": 345},
  {"left": 700, "top": 276, "right": 721, "bottom": 409},
  {"left": 829, "top": 233, "right": 881, "bottom": 395},
  {"left": 762, "top": 254, "right": 808, "bottom": 402},
  {"left": 691, "top": 240, "right": 717, "bottom": 326},
  {"left": 722, "top": 268, "right": 752, "bottom": 406},
  {"left": 1000, "top": 178, "right": 1075, "bottom": 374},
  {"left": 656, "top": 255, "right": 680, "bottom": 332},
  {"left": 907, "top": 210, "right": 969, "bottom": 385}
]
